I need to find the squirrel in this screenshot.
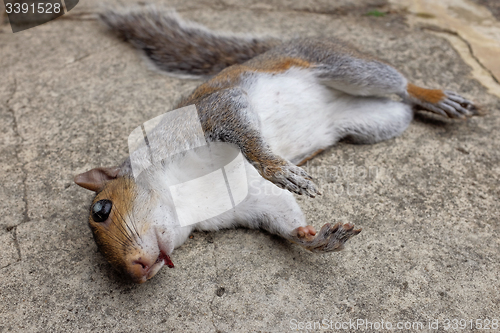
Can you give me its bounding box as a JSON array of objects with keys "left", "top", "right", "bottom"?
[{"left": 74, "top": 6, "right": 478, "bottom": 284}]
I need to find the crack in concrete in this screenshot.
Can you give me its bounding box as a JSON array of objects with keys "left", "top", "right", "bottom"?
[
  {"left": 420, "top": 25, "right": 500, "bottom": 85},
  {"left": 8, "top": 82, "right": 29, "bottom": 225},
  {"left": 208, "top": 238, "right": 220, "bottom": 333},
  {"left": 0, "top": 262, "right": 14, "bottom": 270},
  {"left": 6, "top": 78, "right": 29, "bottom": 262},
  {"left": 12, "top": 226, "right": 22, "bottom": 263},
  {"left": 390, "top": 0, "right": 500, "bottom": 98},
  {"left": 0, "top": 227, "right": 21, "bottom": 269}
]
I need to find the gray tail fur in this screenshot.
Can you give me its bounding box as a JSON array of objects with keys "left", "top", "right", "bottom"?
[{"left": 99, "top": 6, "right": 279, "bottom": 77}]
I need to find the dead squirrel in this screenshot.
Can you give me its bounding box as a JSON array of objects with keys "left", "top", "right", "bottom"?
[{"left": 74, "top": 6, "right": 478, "bottom": 283}]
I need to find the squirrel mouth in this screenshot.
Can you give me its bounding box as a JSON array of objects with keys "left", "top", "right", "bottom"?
[
  {"left": 143, "top": 251, "right": 174, "bottom": 282},
  {"left": 154, "top": 228, "right": 174, "bottom": 268},
  {"left": 156, "top": 251, "right": 175, "bottom": 268}
]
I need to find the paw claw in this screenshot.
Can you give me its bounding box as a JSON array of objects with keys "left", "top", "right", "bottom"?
[
  {"left": 291, "top": 222, "right": 361, "bottom": 253},
  {"left": 439, "top": 91, "right": 478, "bottom": 118},
  {"left": 414, "top": 91, "right": 478, "bottom": 119}
]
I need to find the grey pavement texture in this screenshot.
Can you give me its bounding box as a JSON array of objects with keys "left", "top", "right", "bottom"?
[{"left": 1, "top": 0, "right": 499, "bottom": 332}]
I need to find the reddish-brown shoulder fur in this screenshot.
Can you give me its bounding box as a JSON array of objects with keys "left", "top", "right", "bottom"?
[{"left": 179, "top": 56, "right": 311, "bottom": 107}]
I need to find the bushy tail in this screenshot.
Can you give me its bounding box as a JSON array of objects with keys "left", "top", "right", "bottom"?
[{"left": 99, "top": 6, "right": 279, "bottom": 77}]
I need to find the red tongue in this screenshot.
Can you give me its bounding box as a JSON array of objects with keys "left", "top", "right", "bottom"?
[{"left": 159, "top": 251, "right": 174, "bottom": 268}]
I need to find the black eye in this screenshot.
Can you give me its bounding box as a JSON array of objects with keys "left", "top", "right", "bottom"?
[{"left": 91, "top": 199, "right": 112, "bottom": 223}]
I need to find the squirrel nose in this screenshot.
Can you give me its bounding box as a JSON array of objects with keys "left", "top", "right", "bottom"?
[
  {"left": 128, "top": 253, "right": 161, "bottom": 283},
  {"left": 132, "top": 257, "right": 152, "bottom": 274}
]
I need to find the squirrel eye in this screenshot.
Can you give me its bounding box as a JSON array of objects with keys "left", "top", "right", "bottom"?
[{"left": 91, "top": 199, "right": 112, "bottom": 223}]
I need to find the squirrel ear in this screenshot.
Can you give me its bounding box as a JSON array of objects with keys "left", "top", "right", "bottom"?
[{"left": 74, "top": 167, "right": 120, "bottom": 192}]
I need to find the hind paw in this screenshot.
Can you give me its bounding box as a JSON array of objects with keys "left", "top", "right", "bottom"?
[
  {"left": 417, "top": 91, "right": 479, "bottom": 119},
  {"left": 291, "top": 223, "right": 361, "bottom": 253}
]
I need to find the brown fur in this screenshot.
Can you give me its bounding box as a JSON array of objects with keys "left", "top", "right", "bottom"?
[
  {"left": 407, "top": 83, "right": 445, "bottom": 104},
  {"left": 180, "top": 57, "right": 311, "bottom": 106},
  {"left": 90, "top": 177, "right": 137, "bottom": 276}
]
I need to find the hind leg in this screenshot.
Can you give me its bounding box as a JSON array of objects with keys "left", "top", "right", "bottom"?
[
  {"left": 404, "top": 84, "right": 478, "bottom": 118},
  {"left": 330, "top": 94, "right": 414, "bottom": 144},
  {"left": 321, "top": 63, "right": 477, "bottom": 119},
  {"left": 294, "top": 95, "right": 414, "bottom": 164},
  {"left": 307, "top": 42, "right": 478, "bottom": 119},
  {"left": 324, "top": 61, "right": 478, "bottom": 119}
]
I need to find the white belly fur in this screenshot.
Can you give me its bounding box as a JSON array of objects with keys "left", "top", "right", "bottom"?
[
  {"left": 245, "top": 68, "right": 412, "bottom": 162},
  {"left": 245, "top": 68, "right": 343, "bottom": 163}
]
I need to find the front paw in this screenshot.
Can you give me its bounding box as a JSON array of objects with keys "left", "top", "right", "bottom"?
[
  {"left": 291, "top": 223, "right": 362, "bottom": 253},
  {"left": 264, "top": 161, "right": 320, "bottom": 198}
]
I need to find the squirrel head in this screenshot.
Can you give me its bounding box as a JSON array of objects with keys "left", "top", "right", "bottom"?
[{"left": 74, "top": 167, "right": 175, "bottom": 283}]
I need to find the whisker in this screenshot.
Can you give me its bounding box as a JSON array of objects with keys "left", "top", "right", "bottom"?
[
  {"left": 113, "top": 204, "right": 138, "bottom": 245},
  {"left": 124, "top": 177, "right": 142, "bottom": 241},
  {"left": 111, "top": 206, "right": 136, "bottom": 243}
]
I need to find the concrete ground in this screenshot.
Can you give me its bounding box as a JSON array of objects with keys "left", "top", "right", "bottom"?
[{"left": 1, "top": 0, "right": 499, "bottom": 332}]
